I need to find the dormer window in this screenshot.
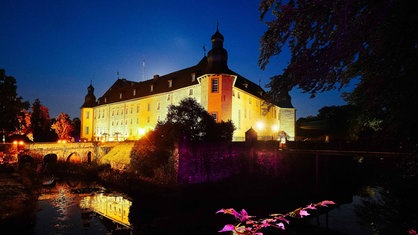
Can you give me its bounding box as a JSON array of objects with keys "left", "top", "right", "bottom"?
[
  {"left": 243, "top": 83, "right": 248, "bottom": 89},
  {"left": 133, "top": 89, "right": 136, "bottom": 96},
  {"left": 191, "top": 73, "right": 196, "bottom": 82},
  {"left": 150, "top": 84, "right": 153, "bottom": 92},
  {"left": 168, "top": 80, "right": 172, "bottom": 88},
  {"left": 119, "top": 93, "right": 122, "bottom": 99}
]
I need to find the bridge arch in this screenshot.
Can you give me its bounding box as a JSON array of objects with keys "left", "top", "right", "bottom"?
[{"left": 66, "top": 152, "right": 82, "bottom": 163}]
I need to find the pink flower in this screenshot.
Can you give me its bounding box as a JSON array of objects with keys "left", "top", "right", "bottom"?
[
  {"left": 305, "top": 203, "right": 317, "bottom": 210},
  {"left": 408, "top": 229, "right": 417, "bottom": 235},
  {"left": 218, "top": 224, "right": 235, "bottom": 232},
  {"left": 320, "top": 200, "right": 336, "bottom": 206},
  {"left": 299, "top": 209, "right": 310, "bottom": 217}
]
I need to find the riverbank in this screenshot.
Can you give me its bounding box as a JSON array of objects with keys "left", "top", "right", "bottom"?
[{"left": 0, "top": 165, "right": 41, "bottom": 230}]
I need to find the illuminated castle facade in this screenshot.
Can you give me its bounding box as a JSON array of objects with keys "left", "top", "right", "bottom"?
[{"left": 80, "top": 28, "right": 295, "bottom": 142}]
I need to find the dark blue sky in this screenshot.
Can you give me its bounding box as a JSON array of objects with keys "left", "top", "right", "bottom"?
[{"left": 1, "top": 0, "right": 354, "bottom": 120}]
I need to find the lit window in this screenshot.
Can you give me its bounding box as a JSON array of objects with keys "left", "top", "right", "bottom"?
[
  {"left": 150, "top": 85, "right": 153, "bottom": 92},
  {"left": 191, "top": 73, "right": 196, "bottom": 82},
  {"left": 119, "top": 93, "right": 122, "bottom": 99},
  {"left": 211, "top": 78, "right": 219, "bottom": 92},
  {"left": 168, "top": 80, "right": 172, "bottom": 88},
  {"left": 133, "top": 89, "right": 136, "bottom": 96}
]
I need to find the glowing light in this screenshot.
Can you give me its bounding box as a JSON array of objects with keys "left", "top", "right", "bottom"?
[
  {"left": 272, "top": 125, "right": 279, "bottom": 132},
  {"left": 256, "top": 121, "right": 264, "bottom": 130},
  {"left": 137, "top": 127, "right": 147, "bottom": 138}
]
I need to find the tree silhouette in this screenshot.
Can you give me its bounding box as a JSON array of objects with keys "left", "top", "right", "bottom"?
[
  {"left": 0, "top": 69, "right": 30, "bottom": 137},
  {"left": 259, "top": 0, "right": 418, "bottom": 146},
  {"left": 30, "top": 98, "right": 56, "bottom": 142}
]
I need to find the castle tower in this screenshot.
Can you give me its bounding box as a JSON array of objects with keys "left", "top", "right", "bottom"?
[
  {"left": 199, "top": 25, "right": 235, "bottom": 122},
  {"left": 80, "top": 82, "right": 96, "bottom": 141}
]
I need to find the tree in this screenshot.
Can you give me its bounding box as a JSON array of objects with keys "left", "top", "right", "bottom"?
[
  {"left": 258, "top": 0, "right": 418, "bottom": 146},
  {"left": 30, "top": 98, "right": 56, "bottom": 142},
  {"left": 70, "top": 117, "right": 81, "bottom": 141},
  {"left": 51, "top": 112, "right": 74, "bottom": 141},
  {"left": 0, "top": 69, "right": 30, "bottom": 137},
  {"left": 159, "top": 97, "right": 219, "bottom": 143}
]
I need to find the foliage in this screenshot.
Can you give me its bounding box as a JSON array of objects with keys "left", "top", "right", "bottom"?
[
  {"left": 0, "top": 69, "right": 30, "bottom": 136},
  {"left": 70, "top": 117, "right": 81, "bottom": 141},
  {"left": 30, "top": 98, "right": 56, "bottom": 142},
  {"left": 258, "top": 0, "right": 418, "bottom": 146},
  {"left": 156, "top": 97, "right": 236, "bottom": 144},
  {"left": 129, "top": 138, "right": 174, "bottom": 184},
  {"left": 217, "top": 200, "right": 336, "bottom": 234},
  {"left": 51, "top": 112, "right": 74, "bottom": 141}
]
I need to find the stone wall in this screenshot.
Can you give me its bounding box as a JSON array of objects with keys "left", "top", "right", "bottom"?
[{"left": 176, "top": 141, "right": 285, "bottom": 184}]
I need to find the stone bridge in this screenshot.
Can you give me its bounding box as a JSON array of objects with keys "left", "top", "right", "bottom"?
[{"left": 23, "top": 142, "right": 118, "bottom": 163}]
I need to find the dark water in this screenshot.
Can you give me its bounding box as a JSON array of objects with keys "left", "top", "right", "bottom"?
[{"left": 28, "top": 153, "right": 418, "bottom": 234}]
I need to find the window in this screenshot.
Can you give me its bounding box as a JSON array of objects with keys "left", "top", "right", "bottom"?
[
  {"left": 119, "top": 93, "right": 122, "bottom": 99},
  {"left": 237, "top": 92, "right": 240, "bottom": 99},
  {"left": 133, "top": 89, "right": 136, "bottom": 96},
  {"left": 150, "top": 85, "right": 153, "bottom": 92},
  {"left": 167, "top": 94, "right": 171, "bottom": 101},
  {"left": 189, "top": 89, "right": 193, "bottom": 96},
  {"left": 86, "top": 111, "right": 89, "bottom": 119},
  {"left": 191, "top": 73, "right": 196, "bottom": 82},
  {"left": 137, "top": 105, "right": 140, "bottom": 113},
  {"left": 168, "top": 80, "right": 172, "bottom": 88},
  {"left": 157, "top": 102, "right": 160, "bottom": 110},
  {"left": 238, "top": 110, "right": 241, "bottom": 129},
  {"left": 211, "top": 78, "right": 219, "bottom": 92},
  {"left": 147, "top": 103, "right": 150, "bottom": 111},
  {"left": 85, "top": 126, "right": 89, "bottom": 135}
]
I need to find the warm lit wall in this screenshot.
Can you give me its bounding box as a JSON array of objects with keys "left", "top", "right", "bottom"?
[
  {"left": 92, "top": 84, "right": 201, "bottom": 141},
  {"left": 80, "top": 107, "right": 94, "bottom": 141},
  {"left": 86, "top": 75, "right": 294, "bottom": 142},
  {"left": 231, "top": 88, "right": 281, "bottom": 141}
]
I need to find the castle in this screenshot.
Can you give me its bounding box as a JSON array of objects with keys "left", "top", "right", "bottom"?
[{"left": 80, "top": 27, "right": 295, "bottom": 142}]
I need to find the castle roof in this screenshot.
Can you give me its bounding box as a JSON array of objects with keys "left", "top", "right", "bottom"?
[
  {"left": 96, "top": 55, "right": 266, "bottom": 105},
  {"left": 94, "top": 27, "right": 293, "bottom": 107}
]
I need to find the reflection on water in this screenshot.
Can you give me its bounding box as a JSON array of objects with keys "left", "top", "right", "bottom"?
[
  {"left": 35, "top": 180, "right": 133, "bottom": 235},
  {"left": 80, "top": 192, "right": 132, "bottom": 229}
]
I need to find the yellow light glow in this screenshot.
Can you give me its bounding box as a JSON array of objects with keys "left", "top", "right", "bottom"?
[
  {"left": 137, "top": 128, "right": 147, "bottom": 138},
  {"left": 256, "top": 121, "right": 264, "bottom": 130},
  {"left": 272, "top": 125, "right": 279, "bottom": 132}
]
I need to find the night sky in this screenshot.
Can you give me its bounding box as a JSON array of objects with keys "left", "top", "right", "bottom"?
[{"left": 1, "top": 0, "right": 355, "bottom": 120}]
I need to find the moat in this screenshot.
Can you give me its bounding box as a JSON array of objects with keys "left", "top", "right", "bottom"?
[{"left": 1, "top": 149, "right": 417, "bottom": 235}]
